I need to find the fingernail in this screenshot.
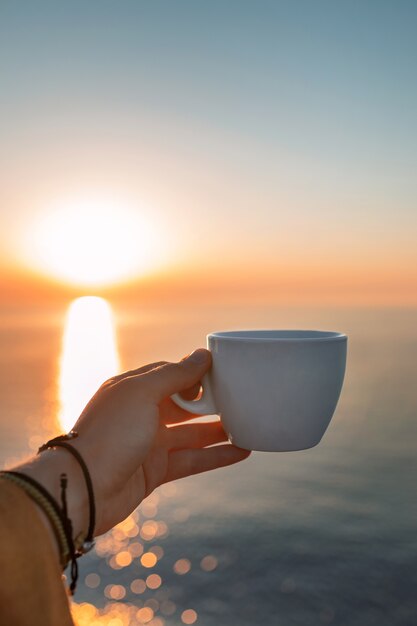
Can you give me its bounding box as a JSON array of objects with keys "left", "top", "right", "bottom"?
[{"left": 187, "top": 349, "right": 208, "bottom": 364}]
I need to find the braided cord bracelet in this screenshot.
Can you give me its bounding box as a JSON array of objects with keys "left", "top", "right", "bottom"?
[
  {"left": 38, "top": 431, "right": 96, "bottom": 554},
  {"left": 0, "top": 469, "right": 79, "bottom": 593},
  {"left": 0, "top": 471, "right": 70, "bottom": 567}
]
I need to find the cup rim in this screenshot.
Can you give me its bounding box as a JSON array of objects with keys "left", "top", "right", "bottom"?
[{"left": 208, "top": 329, "right": 347, "bottom": 342}]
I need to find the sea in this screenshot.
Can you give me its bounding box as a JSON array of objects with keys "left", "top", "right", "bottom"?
[{"left": 1, "top": 302, "right": 416, "bottom": 626}]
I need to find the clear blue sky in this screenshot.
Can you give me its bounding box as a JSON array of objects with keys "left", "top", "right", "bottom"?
[{"left": 0, "top": 1, "right": 416, "bottom": 290}]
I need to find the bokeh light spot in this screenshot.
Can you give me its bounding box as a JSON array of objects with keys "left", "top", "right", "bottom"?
[
  {"left": 173, "top": 558, "right": 191, "bottom": 575},
  {"left": 136, "top": 606, "right": 154, "bottom": 623},
  {"left": 141, "top": 552, "right": 158, "bottom": 568},
  {"left": 115, "top": 550, "right": 133, "bottom": 567},
  {"left": 200, "top": 555, "right": 218, "bottom": 572},
  {"left": 104, "top": 584, "right": 126, "bottom": 600},
  {"left": 140, "top": 520, "right": 158, "bottom": 541},
  {"left": 145, "top": 598, "right": 160, "bottom": 612},
  {"left": 149, "top": 545, "right": 164, "bottom": 560},
  {"left": 85, "top": 572, "right": 101, "bottom": 588},
  {"left": 131, "top": 579, "right": 147, "bottom": 594},
  {"left": 156, "top": 521, "right": 169, "bottom": 537},
  {"left": 129, "top": 541, "right": 144, "bottom": 557},
  {"left": 146, "top": 574, "right": 162, "bottom": 589},
  {"left": 181, "top": 609, "right": 198, "bottom": 624}
]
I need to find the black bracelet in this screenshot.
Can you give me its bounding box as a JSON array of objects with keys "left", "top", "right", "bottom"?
[
  {"left": 1, "top": 470, "right": 79, "bottom": 594},
  {"left": 38, "top": 431, "right": 96, "bottom": 554}
]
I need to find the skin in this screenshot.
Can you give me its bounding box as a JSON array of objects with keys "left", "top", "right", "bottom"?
[{"left": 15, "top": 348, "right": 251, "bottom": 552}]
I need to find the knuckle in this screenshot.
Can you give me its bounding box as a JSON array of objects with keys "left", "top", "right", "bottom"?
[
  {"left": 155, "top": 362, "right": 177, "bottom": 379},
  {"left": 101, "top": 376, "right": 117, "bottom": 388},
  {"left": 152, "top": 360, "right": 169, "bottom": 369},
  {"left": 115, "top": 376, "right": 152, "bottom": 405},
  {"left": 116, "top": 376, "right": 137, "bottom": 394}
]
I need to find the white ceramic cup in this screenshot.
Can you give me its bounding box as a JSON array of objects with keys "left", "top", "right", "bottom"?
[{"left": 171, "top": 330, "right": 347, "bottom": 452}]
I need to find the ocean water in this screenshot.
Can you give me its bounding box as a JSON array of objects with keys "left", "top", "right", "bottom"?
[{"left": 1, "top": 303, "right": 417, "bottom": 626}]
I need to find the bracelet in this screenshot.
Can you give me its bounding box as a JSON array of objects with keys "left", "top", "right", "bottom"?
[
  {"left": 0, "top": 471, "right": 69, "bottom": 567},
  {"left": 38, "top": 431, "right": 96, "bottom": 554},
  {"left": 0, "top": 470, "right": 79, "bottom": 594}
]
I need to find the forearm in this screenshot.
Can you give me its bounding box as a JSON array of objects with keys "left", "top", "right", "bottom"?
[
  {"left": 0, "top": 477, "right": 75, "bottom": 625},
  {"left": 13, "top": 448, "right": 89, "bottom": 560}
]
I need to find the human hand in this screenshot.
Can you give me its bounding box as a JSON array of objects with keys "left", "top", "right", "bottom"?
[{"left": 20, "top": 349, "right": 250, "bottom": 540}]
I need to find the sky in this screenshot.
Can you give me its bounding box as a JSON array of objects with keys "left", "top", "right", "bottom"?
[{"left": 0, "top": 0, "right": 416, "bottom": 305}]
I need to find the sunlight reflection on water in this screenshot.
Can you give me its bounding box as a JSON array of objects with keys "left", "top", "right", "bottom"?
[{"left": 59, "top": 297, "right": 120, "bottom": 432}]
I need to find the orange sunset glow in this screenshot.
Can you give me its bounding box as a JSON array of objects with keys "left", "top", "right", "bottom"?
[{"left": 20, "top": 198, "right": 163, "bottom": 289}]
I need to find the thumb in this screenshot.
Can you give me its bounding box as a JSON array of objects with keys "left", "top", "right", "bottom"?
[{"left": 144, "top": 349, "right": 211, "bottom": 400}]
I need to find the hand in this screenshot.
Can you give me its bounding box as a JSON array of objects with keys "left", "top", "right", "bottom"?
[{"left": 17, "top": 349, "right": 250, "bottom": 540}]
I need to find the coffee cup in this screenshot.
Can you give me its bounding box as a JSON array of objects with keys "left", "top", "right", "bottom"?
[{"left": 171, "top": 330, "right": 347, "bottom": 452}]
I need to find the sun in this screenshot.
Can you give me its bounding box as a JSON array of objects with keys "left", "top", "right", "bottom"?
[{"left": 25, "top": 199, "right": 161, "bottom": 287}]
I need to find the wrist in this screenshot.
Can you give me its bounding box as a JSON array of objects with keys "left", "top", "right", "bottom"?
[{"left": 15, "top": 447, "right": 89, "bottom": 545}]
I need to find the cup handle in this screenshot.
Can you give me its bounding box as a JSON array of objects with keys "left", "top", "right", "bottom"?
[{"left": 171, "top": 373, "right": 218, "bottom": 415}]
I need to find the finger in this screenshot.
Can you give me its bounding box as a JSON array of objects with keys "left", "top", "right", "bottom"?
[
  {"left": 164, "top": 444, "right": 251, "bottom": 482},
  {"left": 165, "top": 420, "right": 228, "bottom": 450},
  {"left": 107, "top": 361, "right": 168, "bottom": 386},
  {"left": 138, "top": 349, "right": 211, "bottom": 401},
  {"left": 180, "top": 381, "right": 202, "bottom": 401}
]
